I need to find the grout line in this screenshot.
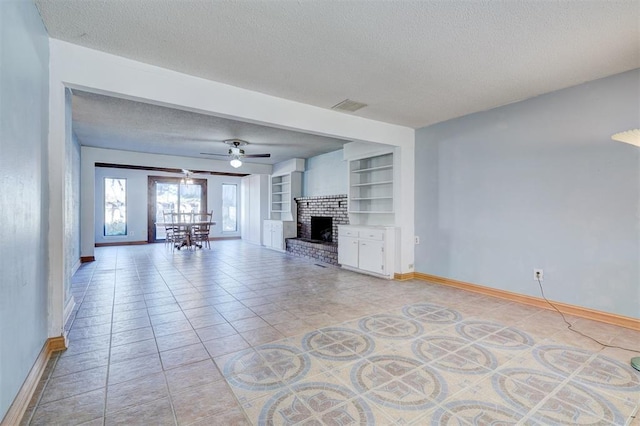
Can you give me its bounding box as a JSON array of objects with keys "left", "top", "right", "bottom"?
[
  {"left": 139, "top": 248, "right": 179, "bottom": 426},
  {"left": 101, "top": 248, "right": 119, "bottom": 426}
]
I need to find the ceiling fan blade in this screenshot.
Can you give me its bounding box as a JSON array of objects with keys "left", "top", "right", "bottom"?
[
  {"left": 242, "top": 153, "right": 271, "bottom": 158},
  {"left": 200, "top": 152, "right": 229, "bottom": 157}
]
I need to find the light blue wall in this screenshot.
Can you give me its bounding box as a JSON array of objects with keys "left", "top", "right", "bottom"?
[
  {"left": 415, "top": 69, "right": 640, "bottom": 318},
  {"left": 0, "top": 0, "right": 50, "bottom": 418},
  {"left": 302, "top": 149, "right": 348, "bottom": 197}
]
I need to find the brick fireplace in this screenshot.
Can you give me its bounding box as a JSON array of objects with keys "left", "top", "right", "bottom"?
[{"left": 286, "top": 194, "right": 349, "bottom": 264}]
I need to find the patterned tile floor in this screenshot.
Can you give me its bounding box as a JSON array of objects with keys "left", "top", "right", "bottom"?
[{"left": 22, "top": 241, "right": 640, "bottom": 425}]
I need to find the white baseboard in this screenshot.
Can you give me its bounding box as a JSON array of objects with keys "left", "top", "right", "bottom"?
[
  {"left": 71, "top": 258, "right": 81, "bottom": 276},
  {"left": 63, "top": 296, "right": 75, "bottom": 326}
]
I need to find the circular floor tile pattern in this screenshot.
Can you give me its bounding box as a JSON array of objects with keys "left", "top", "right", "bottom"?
[
  {"left": 302, "top": 327, "right": 375, "bottom": 361},
  {"left": 358, "top": 314, "right": 424, "bottom": 340},
  {"left": 259, "top": 382, "right": 374, "bottom": 425},
  {"left": 456, "top": 320, "right": 534, "bottom": 349},
  {"left": 402, "top": 303, "right": 462, "bottom": 324},
  {"left": 494, "top": 368, "right": 624, "bottom": 425},
  {"left": 224, "top": 345, "right": 310, "bottom": 390},
  {"left": 413, "top": 336, "right": 498, "bottom": 373},
  {"left": 351, "top": 355, "right": 447, "bottom": 410},
  {"left": 432, "top": 400, "right": 524, "bottom": 424},
  {"left": 534, "top": 345, "right": 640, "bottom": 391}
]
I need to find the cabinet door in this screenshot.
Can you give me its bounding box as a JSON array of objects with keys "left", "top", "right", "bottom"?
[
  {"left": 263, "top": 221, "right": 272, "bottom": 247},
  {"left": 338, "top": 236, "right": 359, "bottom": 268},
  {"left": 358, "top": 240, "right": 384, "bottom": 274},
  {"left": 272, "top": 221, "right": 284, "bottom": 250}
]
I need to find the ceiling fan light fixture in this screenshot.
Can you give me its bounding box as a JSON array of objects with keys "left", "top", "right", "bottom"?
[
  {"left": 611, "top": 129, "right": 640, "bottom": 147},
  {"left": 230, "top": 157, "right": 242, "bottom": 168}
]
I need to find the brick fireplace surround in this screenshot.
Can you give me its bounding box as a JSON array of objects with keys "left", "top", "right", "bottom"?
[{"left": 285, "top": 195, "right": 349, "bottom": 265}]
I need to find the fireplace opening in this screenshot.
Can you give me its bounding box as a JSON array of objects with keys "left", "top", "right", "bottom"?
[{"left": 311, "top": 216, "right": 333, "bottom": 242}]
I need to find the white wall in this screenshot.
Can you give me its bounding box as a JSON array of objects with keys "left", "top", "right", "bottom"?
[
  {"left": 0, "top": 0, "right": 49, "bottom": 418},
  {"left": 415, "top": 69, "right": 640, "bottom": 318},
  {"left": 302, "top": 149, "right": 348, "bottom": 197},
  {"left": 94, "top": 166, "right": 242, "bottom": 244}
]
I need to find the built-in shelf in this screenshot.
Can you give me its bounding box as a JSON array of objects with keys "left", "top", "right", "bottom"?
[
  {"left": 351, "top": 181, "right": 393, "bottom": 187},
  {"left": 269, "top": 171, "right": 301, "bottom": 221},
  {"left": 351, "top": 164, "right": 393, "bottom": 173},
  {"left": 348, "top": 153, "right": 394, "bottom": 215}
]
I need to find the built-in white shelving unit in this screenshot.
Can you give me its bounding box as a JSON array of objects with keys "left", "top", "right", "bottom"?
[
  {"left": 348, "top": 152, "right": 394, "bottom": 215},
  {"left": 263, "top": 159, "right": 304, "bottom": 252},
  {"left": 269, "top": 174, "right": 292, "bottom": 220}
]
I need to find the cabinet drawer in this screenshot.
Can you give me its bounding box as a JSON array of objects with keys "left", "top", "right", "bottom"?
[
  {"left": 341, "top": 228, "right": 359, "bottom": 238},
  {"left": 359, "top": 229, "right": 384, "bottom": 241}
]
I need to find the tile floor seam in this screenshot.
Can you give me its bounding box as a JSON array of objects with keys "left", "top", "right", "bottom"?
[{"left": 130, "top": 254, "right": 176, "bottom": 426}]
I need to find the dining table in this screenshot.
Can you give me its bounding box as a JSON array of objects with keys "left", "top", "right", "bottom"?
[{"left": 155, "top": 220, "right": 216, "bottom": 250}]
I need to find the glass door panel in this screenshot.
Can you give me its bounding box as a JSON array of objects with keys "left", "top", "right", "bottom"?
[
  {"left": 148, "top": 177, "right": 207, "bottom": 243},
  {"left": 155, "top": 182, "right": 179, "bottom": 240},
  {"left": 179, "top": 183, "right": 202, "bottom": 215}
]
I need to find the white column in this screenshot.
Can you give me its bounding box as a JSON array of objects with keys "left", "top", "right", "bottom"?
[{"left": 47, "top": 73, "right": 67, "bottom": 337}]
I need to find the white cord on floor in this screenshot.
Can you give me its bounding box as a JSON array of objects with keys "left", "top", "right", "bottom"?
[{"left": 536, "top": 277, "right": 639, "bottom": 354}]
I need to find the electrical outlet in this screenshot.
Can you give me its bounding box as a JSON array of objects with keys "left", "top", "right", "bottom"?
[
  {"left": 533, "top": 269, "right": 544, "bottom": 281},
  {"left": 414, "top": 236, "right": 420, "bottom": 244}
]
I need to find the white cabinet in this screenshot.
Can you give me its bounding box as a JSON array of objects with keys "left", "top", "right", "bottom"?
[
  {"left": 240, "top": 175, "right": 269, "bottom": 245},
  {"left": 338, "top": 230, "right": 359, "bottom": 268},
  {"left": 263, "top": 219, "right": 296, "bottom": 252},
  {"left": 338, "top": 225, "right": 395, "bottom": 279},
  {"left": 358, "top": 239, "right": 385, "bottom": 274}
]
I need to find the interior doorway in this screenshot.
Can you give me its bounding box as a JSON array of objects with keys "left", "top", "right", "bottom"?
[{"left": 147, "top": 176, "right": 208, "bottom": 242}]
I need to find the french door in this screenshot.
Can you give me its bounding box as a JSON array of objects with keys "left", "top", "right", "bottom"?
[{"left": 147, "top": 176, "right": 208, "bottom": 242}]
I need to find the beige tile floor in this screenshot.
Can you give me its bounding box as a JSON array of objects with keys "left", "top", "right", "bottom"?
[{"left": 22, "top": 241, "right": 640, "bottom": 425}]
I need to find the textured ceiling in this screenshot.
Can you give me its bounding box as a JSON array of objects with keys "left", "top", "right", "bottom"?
[
  {"left": 36, "top": 1, "right": 640, "bottom": 128},
  {"left": 71, "top": 91, "right": 349, "bottom": 164}
]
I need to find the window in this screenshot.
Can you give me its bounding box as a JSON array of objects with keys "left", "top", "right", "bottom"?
[
  {"left": 104, "top": 177, "right": 127, "bottom": 236},
  {"left": 222, "top": 183, "right": 237, "bottom": 232}
]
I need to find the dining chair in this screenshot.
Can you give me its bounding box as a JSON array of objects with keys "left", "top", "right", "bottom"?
[
  {"left": 162, "top": 211, "right": 177, "bottom": 248},
  {"left": 170, "top": 212, "right": 190, "bottom": 251},
  {"left": 191, "top": 211, "right": 213, "bottom": 249}
]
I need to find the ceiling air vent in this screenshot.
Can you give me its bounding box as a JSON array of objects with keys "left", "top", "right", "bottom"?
[{"left": 331, "top": 99, "right": 368, "bottom": 112}]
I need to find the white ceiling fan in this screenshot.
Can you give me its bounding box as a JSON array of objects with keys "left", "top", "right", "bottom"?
[{"left": 200, "top": 139, "right": 271, "bottom": 168}]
